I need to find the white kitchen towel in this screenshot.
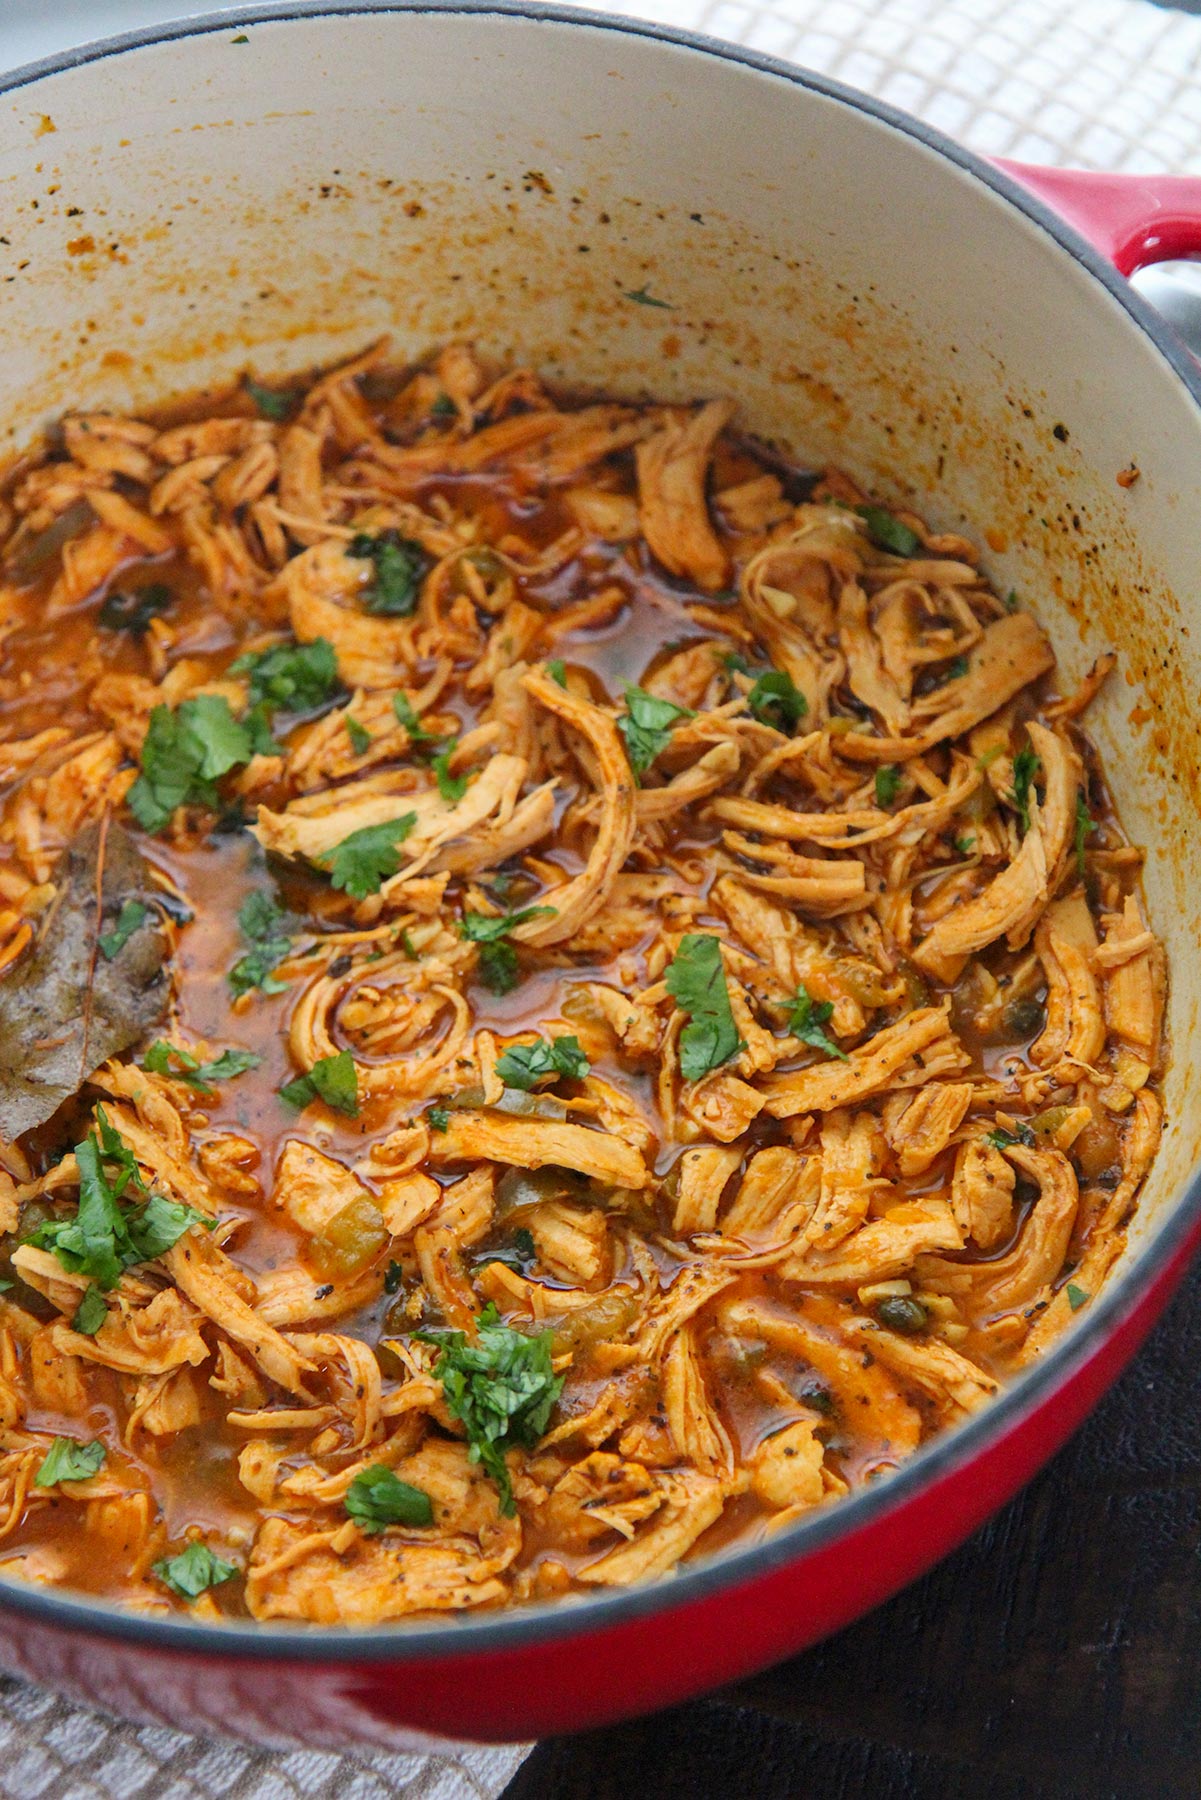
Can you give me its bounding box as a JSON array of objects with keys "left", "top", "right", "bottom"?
[{"left": 1, "top": 0, "right": 1200, "bottom": 1795}]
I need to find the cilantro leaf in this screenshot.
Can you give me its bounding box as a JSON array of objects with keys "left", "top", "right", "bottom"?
[
  {"left": 459, "top": 907, "right": 555, "bottom": 996},
  {"left": 476, "top": 1227, "right": 537, "bottom": 1274},
  {"left": 617, "top": 685, "right": 694, "bottom": 782},
  {"left": 142, "top": 1040, "right": 260, "bottom": 1097},
  {"left": 279, "top": 1050, "right": 359, "bottom": 1117},
  {"left": 30, "top": 1122, "right": 136, "bottom": 1290},
  {"left": 126, "top": 1194, "right": 213, "bottom": 1261},
  {"left": 623, "top": 285, "right": 673, "bottom": 309},
  {"left": 428, "top": 1105, "right": 450, "bottom": 1132},
  {"left": 986, "top": 1123, "right": 1036, "bottom": 1151},
  {"left": 1066, "top": 1281, "right": 1089, "bottom": 1312},
  {"left": 945, "top": 654, "right": 969, "bottom": 681},
  {"left": 317, "top": 814, "right": 416, "bottom": 900},
  {"left": 1009, "top": 744, "right": 1042, "bottom": 836},
  {"left": 392, "top": 692, "right": 439, "bottom": 742},
  {"left": 665, "top": 934, "right": 745, "bottom": 1083},
  {"left": 785, "top": 984, "right": 847, "bottom": 1059},
  {"left": 420, "top": 1303, "right": 564, "bottom": 1513},
  {"left": 953, "top": 834, "right": 976, "bottom": 855},
  {"left": 128, "top": 695, "right": 255, "bottom": 832},
  {"left": 344, "top": 1465, "right": 434, "bottom": 1533},
  {"left": 230, "top": 637, "right": 340, "bottom": 713},
  {"left": 98, "top": 898, "right": 149, "bottom": 961},
  {"left": 494, "top": 1035, "right": 591, "bottom": 1091},
  {"left": 1074, "top": 789, "right": 1097, "bottom": 876},
  {"left": 72, "top": 1286, "right": 107, "bottom": 1336},
  {"left": 431, "top": 744, "right": 468, "bottom": 803},
  {"left": 875, "top": 765, "right": 902, "bottom": 807},
  {"left": 383, "top": 1259, "right": 404, "bottom": 1294},
  {"left": 244, "top": 375, "right": 294, "bottom": 421},
  {"left": 154, "top": 1542, "right": 239, "bottom": 1599},
  {"left": 228, "top": 891, "right": 293, "bottom": 997},
  {"left": 346, "top": 715, "right": 371, "bottom": 755},
  {"left": 747, "top": 669, "right": 808, "bottom": 734},
  {"left": 857, "top": 505, "right": 921, "bottom": 557},
  {"left": 546, "top": 659, "right": 567, "bottom": 688},
  {"left": 185, "top": 694, "right": 255, "bottom": 780},
  {"left": 98, "top": 582, "right": 171, "bottom": 635},
  {"left": 27, "top": 1110, "right": 213, "bottom": 1291},
  {"left": 34, "top": 1437, "right": 105, "bottom": 1487},
  {"left": 348, "top": 530, "right": 427, "bottom": 616}
]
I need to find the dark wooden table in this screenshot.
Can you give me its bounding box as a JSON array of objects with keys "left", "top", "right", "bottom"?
[{"left": 504, "top": 1254, "right": 1201, "bottom": 1799}]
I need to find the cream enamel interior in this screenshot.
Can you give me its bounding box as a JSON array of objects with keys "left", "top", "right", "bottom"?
[{"left": 0, "top": 5, "right": 1197, "bottom": 1293}]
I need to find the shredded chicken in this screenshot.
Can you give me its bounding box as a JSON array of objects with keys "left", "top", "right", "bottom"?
[{"left": 0, "top": 339, "right": 1164, "bottom": 1623}]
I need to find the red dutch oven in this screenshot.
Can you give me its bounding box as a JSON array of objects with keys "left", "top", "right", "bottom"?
[{"left": 1, "top": 0, "right": 1201, "bottom": 1754}]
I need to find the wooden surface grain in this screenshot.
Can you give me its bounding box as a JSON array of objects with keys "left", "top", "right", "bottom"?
[{"left": 503, "top": 1258, "right": 1201, "bottom": 1798}]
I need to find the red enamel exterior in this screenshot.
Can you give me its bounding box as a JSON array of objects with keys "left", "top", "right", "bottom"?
[
  {"left": 0, "top": 8, "right": 1200, "bottom": 1756},
  {"left": 0, "top": 1205, "right": 1196, "bottom": 1747},
  {"left": 997, "top": 159, "right": 1201, "bottom": 275}
]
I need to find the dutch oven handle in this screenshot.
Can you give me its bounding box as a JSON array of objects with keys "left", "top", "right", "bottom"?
[{"left": 998, "top": 158, "right": 1201, "bottom": 355}]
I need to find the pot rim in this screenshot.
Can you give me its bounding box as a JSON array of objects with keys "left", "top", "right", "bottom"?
[{"left": 0, "top": 0, "right": 1198, "bottom": 1669}]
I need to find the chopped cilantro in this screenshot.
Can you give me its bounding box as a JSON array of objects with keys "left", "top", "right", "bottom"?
[
  {"left": 858, "top": 506, "right": 921, "bottom": 557},
  {"left": 98, "top": 898, "right": 149, "bottom": 961},
  {"left": 1066, "top": 1282, "right": 1089, "bottom": 1312},
  {"left": 154, "top": 1542, "right": 239, "bottom": 1599},
  {"left": 428, "top": 1105, "right": 450, "bottom": 1133},
  {"left": 430, "top": 392, "right": 456, "bottom": 418},
  {"left": 953, "top": 834, "right": 976, "bottom": 855},
  {"left": 785, "top": 984, "right": 847, "bottom": 1060},
  {"left": 747, "top": 669, "right": 808, "bottom": 734},
  {"left": 623, "top": 285, "right": 673, "bottom": 309},
  {"left": 98, "top": 581, "right": 171, "bottom": 635},
  {"left": 431, "top": 744, "right": 468, "bottom": 804},
  {"left": 875, "top": 764, "right": 903, "bottom": 807},
  {"left": 26, "top": 1109, "right": 211, "bottom": 1289},
  {"left": 228, "top": 891, "right": 293, "bottom": 997},
  {"left": 279, "top": 1050, "right": 359, "bottom": 1118},
  {"left": 317, "top": 814, "right": 417, "bottom": 900},
  {"left": 665, "top": 934, "right": 745, "bottom": 1083},
  {"left": 618, "top": 685, "right": 694, "bottom": 782},
  {"left": 345, "top": 715, "right": 372, "bottom": 755},
  {"left": 348, "top": 530, "right": 427, "bottom": 616},
  {"left": 243, "top": 375, "right": 294, "bottom": 421},
  {"left": 128, "top": 695, "right": 256, "bottom": 832},
  {"left": 392, "top": 692, "right": 439, "bottom": 742},
  {"left": 986, "top": 1123, "right": 1036, "bottom": 1151},
  {"left": 34, "top": 1437, "right": 105, "bottom": 1487},
  {"left": 1005, "top": 589, "right": 1019, "bottom": 612},
  {"left": 344, "top": 1464, "right": 434, "bottom": 1533},
  {"left": 420, "top": 1302, "right": 564, "bottom": 1513},
  {"left": 383, "top": 1259, "right": 404, "bottom": 1294},
  {"left": 230, "top": 637, "right": 340, "bottom": 713},
  {"left": 477, "top": 1227, "right": 537, "bottom": 1274},
  {"left": 546, "top": 659, "right": 567, "bottom": 688},
  {"left": 399, "top": 930, "right": 418, "bottom": 960},
  {"left": 460, "top": 906, "right": 555, "bottom": 996},
  {"left": 71, "top": 1286, "right": 107, "bottom": 1336},
  {"left": 945, "top": 654, "right": 969, "bottom": 680},
  {"left": 142, "top": 1040, "right": 260, "bottom": 1096},
  {"left": 1074, "top": 789, "right": 1097, "bottom": 877},
  {"left": 494, "top": 1035, "right": 590, "bottom": 1091},
  {"left": 1009, "top": 743, "right": 1041, "bottom": 836}
]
